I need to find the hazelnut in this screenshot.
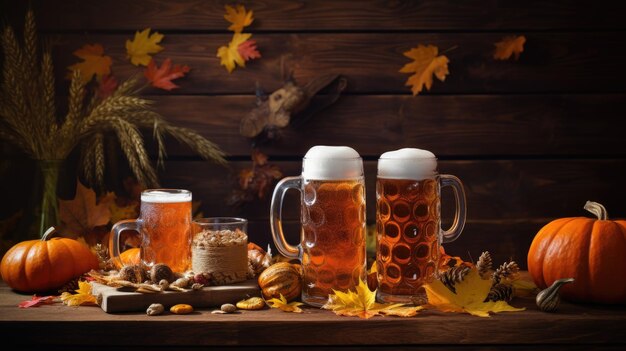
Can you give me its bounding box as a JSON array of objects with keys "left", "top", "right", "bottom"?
[
  {"left": 150, "top": 263, "right": 174, "bottom": 283},
  {"left": 221, "top": 303, "right": 237, "bottom": 313}
]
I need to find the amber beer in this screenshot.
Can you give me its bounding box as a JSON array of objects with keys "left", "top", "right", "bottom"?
[
  {"left": 376, "top": 178, "right": 440, "bottom": 297},
  {"left": 111, "top": 189, "right": 192, "bottom": 273},
  {"left": 376, "top": 148, "right": 466, "bottom": 303},
  {"left": 271, "top": 146, "right": 367, "bottom": 307},
  {"left": 301, "top": 179, "right": 366, "bottom": 305}
]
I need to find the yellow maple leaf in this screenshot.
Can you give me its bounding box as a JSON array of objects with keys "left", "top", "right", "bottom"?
[
  {"left": 494, "top": 35, "right": 526, "bottom": 60},
  {"left": 224, "top": 4, "right": 254, "bottom": 33},
  {"left": 266, "top": 294, "right": 304, "bottom": 313},
  {"left": 322, "top": 279, "right": 423, "bottom": 319},
  {"left": 67, "top": 44, "right": 112, "bottom": 84},
  {"left": 126, "top": 28, "right": 164, "bottom": 66},
  {"left": 423, "top": 269, "right": 525, "bottom": 317},
  {"left": 60, "top": 281, "right": 98, "bottom": 307},
  {"left": 217, "top": 32, "right": 252, "bottom": 73},
  {"left": 400, "top": 44, "right": 450, "bottom": 96}
]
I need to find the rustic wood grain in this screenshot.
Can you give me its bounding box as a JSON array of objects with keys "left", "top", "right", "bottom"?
[
  {"left": 1, "top": 283, "right": 625, "bottom": 347},
  {"left": 48, "top": 33, "right": 626, "bottom": 94},
  {"left": 25, "top": 0, "right": 626, "bottom": 31},
  {"left": 154, "top": 159, "right": 626, "bottom": 221},
  {"left": 142, "top": 94, "right": 626, "bottom": 157}
]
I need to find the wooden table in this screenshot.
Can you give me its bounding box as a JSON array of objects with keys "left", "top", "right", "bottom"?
[{"left": 0, "top": 282, "right": 624, "bottom": 350}]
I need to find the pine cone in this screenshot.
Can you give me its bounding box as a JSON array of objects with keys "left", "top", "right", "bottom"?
[
  {"left": 486, "top": 283, "right": 514, "bottom": 302},
  {"left": 438, "top": 266, "right": 470, "bottom": 293},
  {"left": 58, "top": 277, "right": 80, "bottom": 295},
  {"left": 492, "top": 261, "right": 520, "bottom": 284},
  {"left": 476, "top": 251, "right": 492, "bottom": 278}
]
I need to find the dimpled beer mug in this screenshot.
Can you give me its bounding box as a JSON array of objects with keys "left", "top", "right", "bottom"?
[
  {"left": 376, "top": 148, "right": 466, "bottom": 303},
  {"left": 271, "top": 146, "right": 367, "bottom": 306},
  {"left": 111, "top": 189, "right": 192, "bottom": 273}
]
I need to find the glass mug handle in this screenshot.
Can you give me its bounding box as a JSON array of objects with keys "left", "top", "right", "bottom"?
[
  {"left": 110, "top": 219, "right": 140, "bottom": 267},
  {"left": 440, "top": 174, "right": 467, "bottom": 243},
  {"left": 270, "top": 176, "right": 303, "bottom": 260}
]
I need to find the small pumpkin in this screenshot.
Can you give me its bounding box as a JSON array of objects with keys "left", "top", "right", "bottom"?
[
  {"left": 528, "top": 201, "right": 626, "bottom": 304},
  {"left": 115, "top": 247, "right": 141, "bottom": 269},
  {"left": 0, "top": 227, "right": 100, "bottom": 293},
  {"left": 258, "top": 262, "right": 302, "bottom": 302}
]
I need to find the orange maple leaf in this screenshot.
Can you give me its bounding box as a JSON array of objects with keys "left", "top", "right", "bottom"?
[
  {"left": 494, "top": 35, "right": 526, "bottom": 60},
  {"left": 224, "top": 4, "right": 254, "bottom": 33},
  {"left": 238, "top": 39, "right": 261, "bottom": 61},
  {"left": 399, "top": 44, "right": 450, "bottom": 96},
  {"left": 67, "top": 44, "right": 112, "bottom": 83},
  {"left": 59, "top": 181, "right": 114, "bottom": 237},
  {"left": 144, "top": 58, "right": 190, "bottom": 91}
]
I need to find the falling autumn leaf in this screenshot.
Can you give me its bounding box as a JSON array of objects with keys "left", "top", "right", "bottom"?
[
  {"left": 322, "top": 279, "right": 423, "bottom": 319},
  {"left": 144, "top": 58, "right": 190, "bottom": 91},
  {"left": 399, "top": 44, "right": 450, "bottom": 96},
  {"left": 224, "top": 4, "right": 254, "bottom": 33},
  {"left": 95, "top": 74, "right": 118, "bottom": 100},
  {"left": 126, "top": 28, "right": 164, "bottom": 66},
  {"left": 229, "top": 149, "right": 282, "bottom": 206},
  {"left": 217, "top": 32, "right": 254, "bottom": 73},
  {"left": 238, "top": 39, "right": 261, "bottom": 61},
  {"left": 494, "top": 35, "right": 526, "bottom": 60},
  {"left": 67, "top": 44, "right": 112, "bottom": 84},
  {"left": 267, "top": 294, "right": 304, "bottom": 313},
  {"left": 423, "top": 269, "right": 525, "bottom": 317},
  {"left": 60, "top": 281, "right": 98, "bottom": 307},
  {"left": 18, "top": 295, "right": 57, "bottom": 308},
  {"left": 59, "top": 181, "right": 114, "bottom": 237}
]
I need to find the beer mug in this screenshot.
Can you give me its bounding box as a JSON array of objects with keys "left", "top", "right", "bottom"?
[
  {"left": 271, "top": 146, "right": 367, "bottom": 307},
  {"left": 111, "top": 189, "right": 192, "bottom": 273},
  {"left": 376, "top": 148, "right": 466, "bottom": 303}
]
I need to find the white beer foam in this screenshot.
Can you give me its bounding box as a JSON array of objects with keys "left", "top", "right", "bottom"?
[
  {"left": 141, "top": 189, "right": 192, "bottom": 203},
  {"left": 303, "top": 146, "right": 363, "bottom": 180},
  {"left": 378, "top": 148, "right": 437, "bottom": 180}
]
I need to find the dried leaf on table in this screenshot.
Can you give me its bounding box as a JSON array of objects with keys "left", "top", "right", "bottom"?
[
  {"left": 224, "top": 4, "right": 254, "bottom": 33},
  {"left": 144, "top": 58, "right": 190, "bottom": 91},
  {"left": 59, "top": 181, "right": 114, "bottom": 237},
  {"left": 60, "top": 281, "right": 98, "bottom": 307},
  {"left": 322, "top": 279, "right": 423, "bottom": 319},
  {"left": 267, "top": 294, "right": 304, "bottom": 313},
  {"left": 18, "top": 295, "right": 57, "bottom": 308},
  {"left": 423, "top": 269, "right": 525, "bottom": 317},
  {"left": 399, "top": 44, "right": 450, "bottom": 95},
  {"left": 66, "top": 44, "right": 112, "bottom": 83},
  {"left": 494, "top": 35, "right": 526, "bottom": 60},
  {"left": 126, "top": 28, "right": 164, "bottom": 66}
]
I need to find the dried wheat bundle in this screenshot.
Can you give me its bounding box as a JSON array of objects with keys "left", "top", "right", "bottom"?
[{"left": 0, "top": 10, "right": 226, "bottom": 188}]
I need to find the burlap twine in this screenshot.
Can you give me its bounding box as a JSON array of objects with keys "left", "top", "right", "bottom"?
[{"left": 192, "top": 241, "right": 247, "bottom": 285}]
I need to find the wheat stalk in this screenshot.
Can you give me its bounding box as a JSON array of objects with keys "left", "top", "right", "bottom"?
[{"left": 0, "top": 9, "right": 227, "bottom": 188}]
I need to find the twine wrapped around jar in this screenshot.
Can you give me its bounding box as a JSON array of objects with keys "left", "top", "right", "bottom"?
[{"left": 192, "top": 229, "right": 248, "bottom": 285}]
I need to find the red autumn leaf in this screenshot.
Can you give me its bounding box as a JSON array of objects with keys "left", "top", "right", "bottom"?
[
  {"left": 238, "top": 39, "right": 261, "bottom": 61},
  {"left": 95, "top": 74, "right": 118, "bottom": 99},
  {"left": 144, "top": 58, "right": 190, "bottom": 91},
  {"left": 18, "top": 295, "right": 57, "bottom": 308}
]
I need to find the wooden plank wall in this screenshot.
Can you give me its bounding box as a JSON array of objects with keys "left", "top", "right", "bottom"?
[{"left": 3, "top": 0, "right": 626, "bottom": 267}]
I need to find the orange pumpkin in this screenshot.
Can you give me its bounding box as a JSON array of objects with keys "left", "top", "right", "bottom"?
[
  {"left": 528, "top": 201, "right": 626, "bottom": 304},
  {"left": 114, "top": 247, "right": 141, "bottom": 269},
  {"left": 0, "top": 227, "right": 100, "bottom": 293}
]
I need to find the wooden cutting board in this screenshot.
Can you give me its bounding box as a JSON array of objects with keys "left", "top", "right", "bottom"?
[{"left": 91, "top": 280, "right": 261, "bottom": 313}]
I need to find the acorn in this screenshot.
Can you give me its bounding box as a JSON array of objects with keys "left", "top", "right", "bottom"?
[{"left": 150, "top": 263, "right": 174, "bottom": 283}]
